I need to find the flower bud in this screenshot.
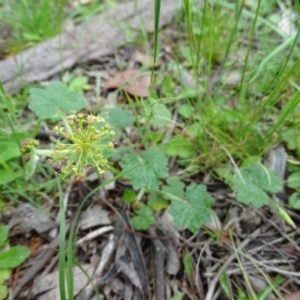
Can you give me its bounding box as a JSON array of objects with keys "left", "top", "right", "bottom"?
[
  {"left": 21, "top": 138, "right": 39, "bottom": 152},
  {"left": 87, "top": 115, "right": 95, "bottom": 124},
  {"left": 71, "top": 167, "right": 78, "bottom": 174},
  {"left": 57, "top": 143, "right": 66, "bottom": 150}
]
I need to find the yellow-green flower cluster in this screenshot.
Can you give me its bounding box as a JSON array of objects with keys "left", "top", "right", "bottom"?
[{"left": 52, "top": 112, "right": 115, "bottom": 179}]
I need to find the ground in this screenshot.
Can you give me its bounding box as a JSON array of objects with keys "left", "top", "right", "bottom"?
[{"left": 0, "top": 1, "right": 300, "bottom": 300}]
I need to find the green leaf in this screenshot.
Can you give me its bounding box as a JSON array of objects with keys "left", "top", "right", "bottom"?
[
  {"left": 281, "top": 128, "right": 300, "bottom": 151},
  {"left": 187, "top": 122, "right": 203, "bottom": 138},
  {"left": 0, "top": 168, "right": 23, "bottom": 185},
  {"left": 0, "top": 269, "right": 10, "bottom": 285},
  {"left": 170, "top": 294, "right": 184, "bottom": 300},
  {"left": 289, "top": 193, "right": 300, "bottom": 210},
  {"left": 239, "top": 163, "right": 282, "bottom": 193},
  {"left": 147, "top": 191, "right": 168, "bottom": 211},
  {"left": 131, "top": 204, "right": 156, "bottom": 230},
  {"left": 214, "top": 167, "right": 234, "bottom": 182},
  {"left": 122, "top": 189, "right": 136, "bottom": 203},
  {"left": 108, "top": 107, "right": 134, "bottom": 128},
  {"left": 178, "top": 104, "right": 194, "bottom": 118},
  {"left": 237, "top": 287, "right": 248, "bottom": 300},
  {"left": 120, "top": 148, "right": 168, "bottom": 190},
  {"left": 149, "top": 103, "right": 171, "bottom": 126},
  {"left": 112, "top": 146, "right": 131, "bottom": 161},
  {"left": 0, "top": 141, "right": 21, "bottom": 163},
  {"left": 29, "top": 81, "right": 85, "bottom": 118},
  {"left": 219, "top": 272, "right": 231, "bottom": 299},
  {"left": 141, "top": 98, "right": 154, "bottom": 116},
  {"left": 0, "top": 226, "right": 8, "bottom": 249},
  {"left": 0, "top": 246, "right": 30, "bottom": 269},
  {"left": 277, "top": 207, "right": 295, "bottom": 228},
  {"left": 0, "top": 284, "right": 8, "bottom": 300},
  {"left": 169, "top": 183, "right": 214, "bottom": 233},
  {"left": 232, "top": 176, "right": 270, "bottom": 207},
  {"left": 257, "top": 276, "right": 282, "bottom": 300},
  {"left": 183, "top": 254, "right": 193, "bottom": 287},
  {"left": 162, "top": 177, "right": 185, "bottom": 200},
  {"left": 286, "top": 171, "right": 300, "bottom": 189},
  {"left": 160, "top": 136, "right": 195, "bottom": 159},
  {"left": 68, "top": 76, "right": 90, "bottom": 92}
]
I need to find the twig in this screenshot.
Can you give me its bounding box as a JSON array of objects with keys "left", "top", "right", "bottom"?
[
  {"left": 76, "top": 226, "right": 114, "bottom": 245},
  {"left": 204, "top": 228, "right": 261, "bottom": 300},
  {"left": 149, "top": 227, "right": 166, "bottom": 300}
]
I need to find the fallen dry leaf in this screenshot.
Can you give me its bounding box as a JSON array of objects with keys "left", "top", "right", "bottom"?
[
  {"left": 102, "top": 69, "right": 150, "bottom": 97},
  {"left": 274, "top": 291, "right": 300, "bottom": 300},
  {"left": 29, "top": 235, "right": 42, "bottom": 253},
  {"left": 131, "top": 50, "right": 162, "bottom": 67}
]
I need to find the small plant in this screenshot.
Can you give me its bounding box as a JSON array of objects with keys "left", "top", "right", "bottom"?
[
  {"left": 22, "top": 113, "right": 115, "bottom": 180},
  {"left": 0, "top": 0, "right": 68, "bottom": 53},
  {"left": 0, "top": 225, "right": 29, "bottom": 300},
  {"left": 53, "top": 113, "right": 115, "bottom": 177},
  {"left": 220, "top": 271, "right": 283, "bottom": 300},
  {"left": 19, "top": 81, "right": 117, "bottom": 180}
]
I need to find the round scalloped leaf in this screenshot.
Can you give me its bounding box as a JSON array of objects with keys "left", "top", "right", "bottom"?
[
  {"left": 286, "top": 172, "right": 300, "bottom": 189},
  {"left": 0, "top": 284, "right": 8, "bottom": 300},
  {"left": 0, "top": 246, "right": 30, "bottom": 269},
  {"left": 289, "top": 193, "right": 300, "bottom": 210}
]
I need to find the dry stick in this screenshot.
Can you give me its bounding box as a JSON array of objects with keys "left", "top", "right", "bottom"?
[
  {"left": 196, "top": 240, "right": 210, "bottom": 300},
  {"left": 204, "top": 228, "right": 261, "bottom": 300},
  {"left": 148, "top": 227, "right": 166, "bottom": 300},
  {"left": 253, "top": 208, "right": 300, "bottom": 252}
]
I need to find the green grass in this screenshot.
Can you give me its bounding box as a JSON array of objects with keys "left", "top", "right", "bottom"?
[
  {"left": 0, "top": 0, "right": 109, "bottom": 55},
  {"left": 0, "top": 0, "right": 68, "bottom": 53},
  {"left": 151, "top": 0, "right": 300, "bottom": 173}
]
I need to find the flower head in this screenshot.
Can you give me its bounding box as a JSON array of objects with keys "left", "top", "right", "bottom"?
[{"left": 52, "top": 112, "right": 114, "bottom": 179}]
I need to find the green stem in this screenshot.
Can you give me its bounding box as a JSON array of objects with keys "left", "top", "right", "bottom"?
[{"left": 35, "top": 149, "right": 54, "bottom": 156}]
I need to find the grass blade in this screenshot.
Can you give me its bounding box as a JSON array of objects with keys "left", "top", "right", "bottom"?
[
  {"left": 153, "top": 0, "right": 161, "bottom": 65},
  {"left": 58, "top": 178, "right": 66, "bottom": 300}
]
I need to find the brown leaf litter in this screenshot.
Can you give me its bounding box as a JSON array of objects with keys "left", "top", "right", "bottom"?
[{"left": 102, "top": 69, "right": 151, "bottom": 98}]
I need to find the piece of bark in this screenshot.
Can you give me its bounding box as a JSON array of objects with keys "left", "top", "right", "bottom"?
[
  {"left": 8, "top": 203, "right": 57, "bottom": 234},
  {"left": 77, "top": 205, "right": 111, "bottom": 230},
  {"left": 31, "top": 264, "right": 94, "bottom": 300},
  {"left": 120, "top": 209, "right": 149, "bottom": 300},
  {"left": 0, "top": 0, "right": 179, "bottom": 95}
]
